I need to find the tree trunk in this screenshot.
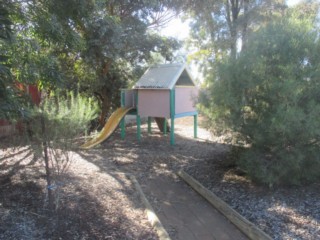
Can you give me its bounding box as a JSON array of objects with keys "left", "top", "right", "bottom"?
[
  {"left": 41, "top": 114, "right": 55, "bottom": 213},
  {"left": 225, "top": 0, "right": 241, "bottom": 58},
  {"left": 97, "top": 61, "right": 113, "bottom": 127},
  {"left": 98, "top": 87, "right": 111, "bottom": 127},
  {"left": 241, "top": 0, "right": 249, "bottom": 51}
]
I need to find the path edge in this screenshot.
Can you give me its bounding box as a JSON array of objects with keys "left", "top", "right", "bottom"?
[
  {"left": 128, "top": 174, "right": 172, "bottom": 240},
  {"left": 177, "top": 170, "right": 272, "bottom": 240}
]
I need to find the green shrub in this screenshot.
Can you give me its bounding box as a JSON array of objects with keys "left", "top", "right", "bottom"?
[
  {"left": 202, "top": 15, "right": 320, "bottom": 186},
  {"left": 30, "top": 92, "right": 98, "bottom": 143},
  {"left": 29, "top": 92, "right": 98, "bottom": 211}
]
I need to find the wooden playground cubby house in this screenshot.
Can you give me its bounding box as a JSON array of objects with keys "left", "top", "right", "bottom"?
[{"left": 120, "top": 63, "right": 199, "bottom": 145}]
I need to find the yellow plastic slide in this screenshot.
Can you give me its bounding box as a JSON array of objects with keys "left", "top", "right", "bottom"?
[{"left": 81, "top": 107, "right": 133, "bottom": 149}]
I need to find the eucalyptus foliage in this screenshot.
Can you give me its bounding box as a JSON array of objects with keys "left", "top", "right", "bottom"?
[
  {"left": 0, "top": 2, "right": 29, "bottom": 120},
  {"left": 0, "top": 3, "right": 14, "bottom": 119},
  {"left": 184, "top": 0, "right": 286, "bottom": 75},
  {"left": 5, "top": 0, "right": 180, "bottom": 126},
  {"left": 0, "top": 0, "right": 181, "bottom": 123},
  {"left": 202, "top": 8, "right": 320, "bottom": 186}
]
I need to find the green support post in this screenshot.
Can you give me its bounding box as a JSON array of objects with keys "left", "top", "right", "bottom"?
[
  {"left": 194, "top": 114, "right": 198, "bottom": 138},
  {"left": 120, "top": 90, "right": 126, "bottom": 139},
  {"left": 120, "top": 90, "right": 125, "bottom": 107},
  {"left": 137, "top": 115, "right": 141, "bottom": 141},
  {"left": 170, "top": 89, "right": 175, "bottom": 145},
  {"left": 164, "top": 119, "right": 167, "bottom": 136},
  {"left": 148, "top": 117, "right": 152, "bottom": 134},
  {"left": 170, "top": 118, "right": 174, "bottom": 145},
  {"left": 121, "top": 118, "right": 125, "bottom": 139},
  {"left": 135, "top": 90, "right": 141, "bottom": 141}
]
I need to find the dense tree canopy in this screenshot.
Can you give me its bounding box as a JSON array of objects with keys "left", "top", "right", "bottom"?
[
  {"left": 0, "top": 3, "right": 12, "bottom": 96},
  {"left": 180, "top": 0, "right": 287, "bottom": 78},
  {"left": 0, "top": 2, "right": 21, "bottom": 119},
  {"left": 2, "top": 0, "right": 181, "bottom": 125}
]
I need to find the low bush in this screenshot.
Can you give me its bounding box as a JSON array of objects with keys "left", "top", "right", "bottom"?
[{"left": 29, "top": 92, "right": 99, "bottom": 211}]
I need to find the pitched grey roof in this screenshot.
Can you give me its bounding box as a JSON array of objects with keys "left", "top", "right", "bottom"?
[{"left": 134, "top": 63, "right": 195, "bottom": 89}]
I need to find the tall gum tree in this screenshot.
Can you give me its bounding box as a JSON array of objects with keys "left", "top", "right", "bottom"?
[{"left": 182, "top": 0, "right": 286, "bottom": 63}]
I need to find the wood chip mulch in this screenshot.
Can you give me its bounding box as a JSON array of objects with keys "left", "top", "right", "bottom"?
[{"left": 1, "top": 116, "right": 319, "bottom": 240}]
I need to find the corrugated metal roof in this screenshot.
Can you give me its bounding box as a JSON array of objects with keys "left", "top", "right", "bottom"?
[{"left": 134, "top": 63, "right": 195, "bottom": 89}]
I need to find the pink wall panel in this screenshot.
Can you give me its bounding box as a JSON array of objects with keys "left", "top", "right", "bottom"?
[
  {"left": 175, "top": 87, "right": 198, "bottom": 114},
  {"left": 138, "top": 90, "right": 170, "bottom": 118},
  {"left": 124, "top": 89, "right": 136, "bottom": 108}
]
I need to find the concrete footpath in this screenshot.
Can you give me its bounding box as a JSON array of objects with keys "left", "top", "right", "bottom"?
[{"left": 142, "top": 175, "right": 248, "bottom": 240}]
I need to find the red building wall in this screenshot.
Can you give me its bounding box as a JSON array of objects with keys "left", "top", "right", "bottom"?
[{"left": 0, "top": 84, "right": 41, "bottom": 137}]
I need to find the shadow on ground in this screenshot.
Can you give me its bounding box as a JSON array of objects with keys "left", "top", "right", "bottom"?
[{"left": 0, "top": 137, "right": 157, "bottom": 239}]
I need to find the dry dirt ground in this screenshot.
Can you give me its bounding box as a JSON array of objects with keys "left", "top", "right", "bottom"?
[{"left": 1, "top": 116, "right": 320, "bottom": 240}]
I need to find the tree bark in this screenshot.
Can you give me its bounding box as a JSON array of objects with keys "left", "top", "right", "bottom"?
[
  {"left": 225, "top": 0, "right": 239, "bottom": 58},
  {"left": 241, "top": 0, "right": 249, "bottom": 51},
  {"left": 97, "top": 85, "right": 113, "bottom": 127},
  {"left": 96, "top": 60, "right": 113, "bottom": 127},
  {"left": 41, "top": 114, "right": 55, "bottom": 213}
]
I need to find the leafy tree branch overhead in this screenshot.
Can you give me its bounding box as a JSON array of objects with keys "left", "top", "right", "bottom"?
[
  {"left": 0, "top": 2, "right": 18, "bottom": 119},
  {"left": 3, "top": 0, "right": 182, "bottom": 126}
]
